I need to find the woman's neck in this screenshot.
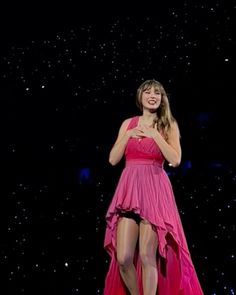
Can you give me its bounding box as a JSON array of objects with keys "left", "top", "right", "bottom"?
[
  {"left": 139, "top": 112, "right": 157, "bottom": 126},
  {"left": 141, "top": 110, "right": 157, "bottom": 119}
]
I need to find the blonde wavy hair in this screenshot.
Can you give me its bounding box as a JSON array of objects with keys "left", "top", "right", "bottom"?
[{"left": 136, "top": 79, "right": 176, "bottom": 139}]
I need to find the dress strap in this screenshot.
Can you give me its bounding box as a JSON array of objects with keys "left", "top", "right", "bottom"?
[{"left": 127, "top": 116, "right": 139, "bottom": 129}]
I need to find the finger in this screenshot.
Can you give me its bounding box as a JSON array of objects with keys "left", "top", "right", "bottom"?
[
  {"left": 136, "top": 127, "right": 143, "bottom": 132},
  {"left": 132, "top": 135, "right": 143, "bottom": 138}
]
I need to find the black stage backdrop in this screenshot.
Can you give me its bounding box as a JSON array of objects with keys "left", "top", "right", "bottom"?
[{"left": 1, "top": 5, "right": 235, "bottom": 295}]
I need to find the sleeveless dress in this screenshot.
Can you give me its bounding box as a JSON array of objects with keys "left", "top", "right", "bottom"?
[{"left": 103, "top": 116, "right": 204, "bottom": 295}]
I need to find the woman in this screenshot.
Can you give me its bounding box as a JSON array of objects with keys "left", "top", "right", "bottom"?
[{"left": 103, "top": 79, "right": 204, "bottom": 295}]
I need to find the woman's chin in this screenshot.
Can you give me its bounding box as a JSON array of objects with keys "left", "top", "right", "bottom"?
[{"left": 148, "top": 107, "right": 159, "bottom": 113}]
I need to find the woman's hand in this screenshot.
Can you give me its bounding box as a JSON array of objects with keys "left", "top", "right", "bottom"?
[
  {"left": 137, "top": 124, "right": 158, "bottom": 138},
  {"left": 126, "top": 127, "right": 144, "bottom": 139}
]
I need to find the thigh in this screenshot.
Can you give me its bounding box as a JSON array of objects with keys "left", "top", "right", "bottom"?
[
  {"left": 116, "top": 217, "right": 139, "bottom": 259},
  {"left": 139, "top": 220, "right": 158, "bottom": 256}
]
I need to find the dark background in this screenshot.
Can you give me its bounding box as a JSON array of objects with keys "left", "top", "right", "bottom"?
[{"left": 1, "top": 3, "right": 236, "bottom": 294}]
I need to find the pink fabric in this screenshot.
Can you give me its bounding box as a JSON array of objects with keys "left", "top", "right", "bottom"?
[{"left": 103, "top": 116, "right": 204, "bottom": 294}]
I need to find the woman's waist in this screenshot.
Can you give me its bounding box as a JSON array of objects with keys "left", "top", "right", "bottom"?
[{"left": 125, "top": 158, "right": 164, "bottom": 168}]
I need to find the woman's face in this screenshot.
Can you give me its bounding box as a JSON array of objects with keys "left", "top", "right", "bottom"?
[{"left": 141, "top": 86, "right": 162, "bottom": 111}]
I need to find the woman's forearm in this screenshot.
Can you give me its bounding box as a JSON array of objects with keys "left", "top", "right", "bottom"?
[
  {"left": 153, "top": 133, "right": 181, "bottom": 167},
  {"left": 109, "top": 133, "right": 130, "bottom": 166}
]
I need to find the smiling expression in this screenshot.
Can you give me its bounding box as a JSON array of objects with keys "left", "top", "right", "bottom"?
[{"left": 141, "top": 86, "right": 162, "bottom": 111}]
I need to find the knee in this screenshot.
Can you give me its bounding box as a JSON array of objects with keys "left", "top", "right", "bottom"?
[
  {"left": 139, "top": 250, "right": 156, "bottom": 267},
  {"left": 117, "top": 252, "right": 133, "bottom": 270}
]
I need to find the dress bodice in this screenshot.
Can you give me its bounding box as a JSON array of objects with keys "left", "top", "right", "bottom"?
[{"left": 125, "top": 116, "right": 165, "bottom": 164}]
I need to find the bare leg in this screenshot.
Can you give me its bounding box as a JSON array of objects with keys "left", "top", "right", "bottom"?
[
  {"left": 139, "top": 220, "right": 158, "bottom": 295},
  {"left": 116, "top": 217, "right": 139, "bottom": 295}
]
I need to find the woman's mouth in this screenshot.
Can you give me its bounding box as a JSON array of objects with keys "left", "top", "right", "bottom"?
[{"left": 148, "top": 99, "right": 157, "bottom": 105}]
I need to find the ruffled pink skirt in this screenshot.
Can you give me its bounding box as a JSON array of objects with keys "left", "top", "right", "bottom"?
[{"left": 103, "top": 159, "right": 204, "bottom": 294}]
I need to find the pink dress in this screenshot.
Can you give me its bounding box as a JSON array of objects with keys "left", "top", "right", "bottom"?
[{"left": 103, "top": 116, "right": 204, "bottom": 295}]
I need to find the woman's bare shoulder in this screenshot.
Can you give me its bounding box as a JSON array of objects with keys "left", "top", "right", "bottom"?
[
  {"left": 121, "top": 117, "right": 133, "bottom": 126},
  {"left": 120, "top": 115, "right": 138, "bottom": 129},
  {"left": 168, "top": 119, "right": 181, "bottom": 137}
]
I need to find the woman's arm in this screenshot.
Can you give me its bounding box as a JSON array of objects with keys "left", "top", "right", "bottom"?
[
  {"left": 152, "top": 121, "right": 181, "bottom": 167},
  {"left": 108, "top": 118, "right": 132, "bottom": 166}
]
